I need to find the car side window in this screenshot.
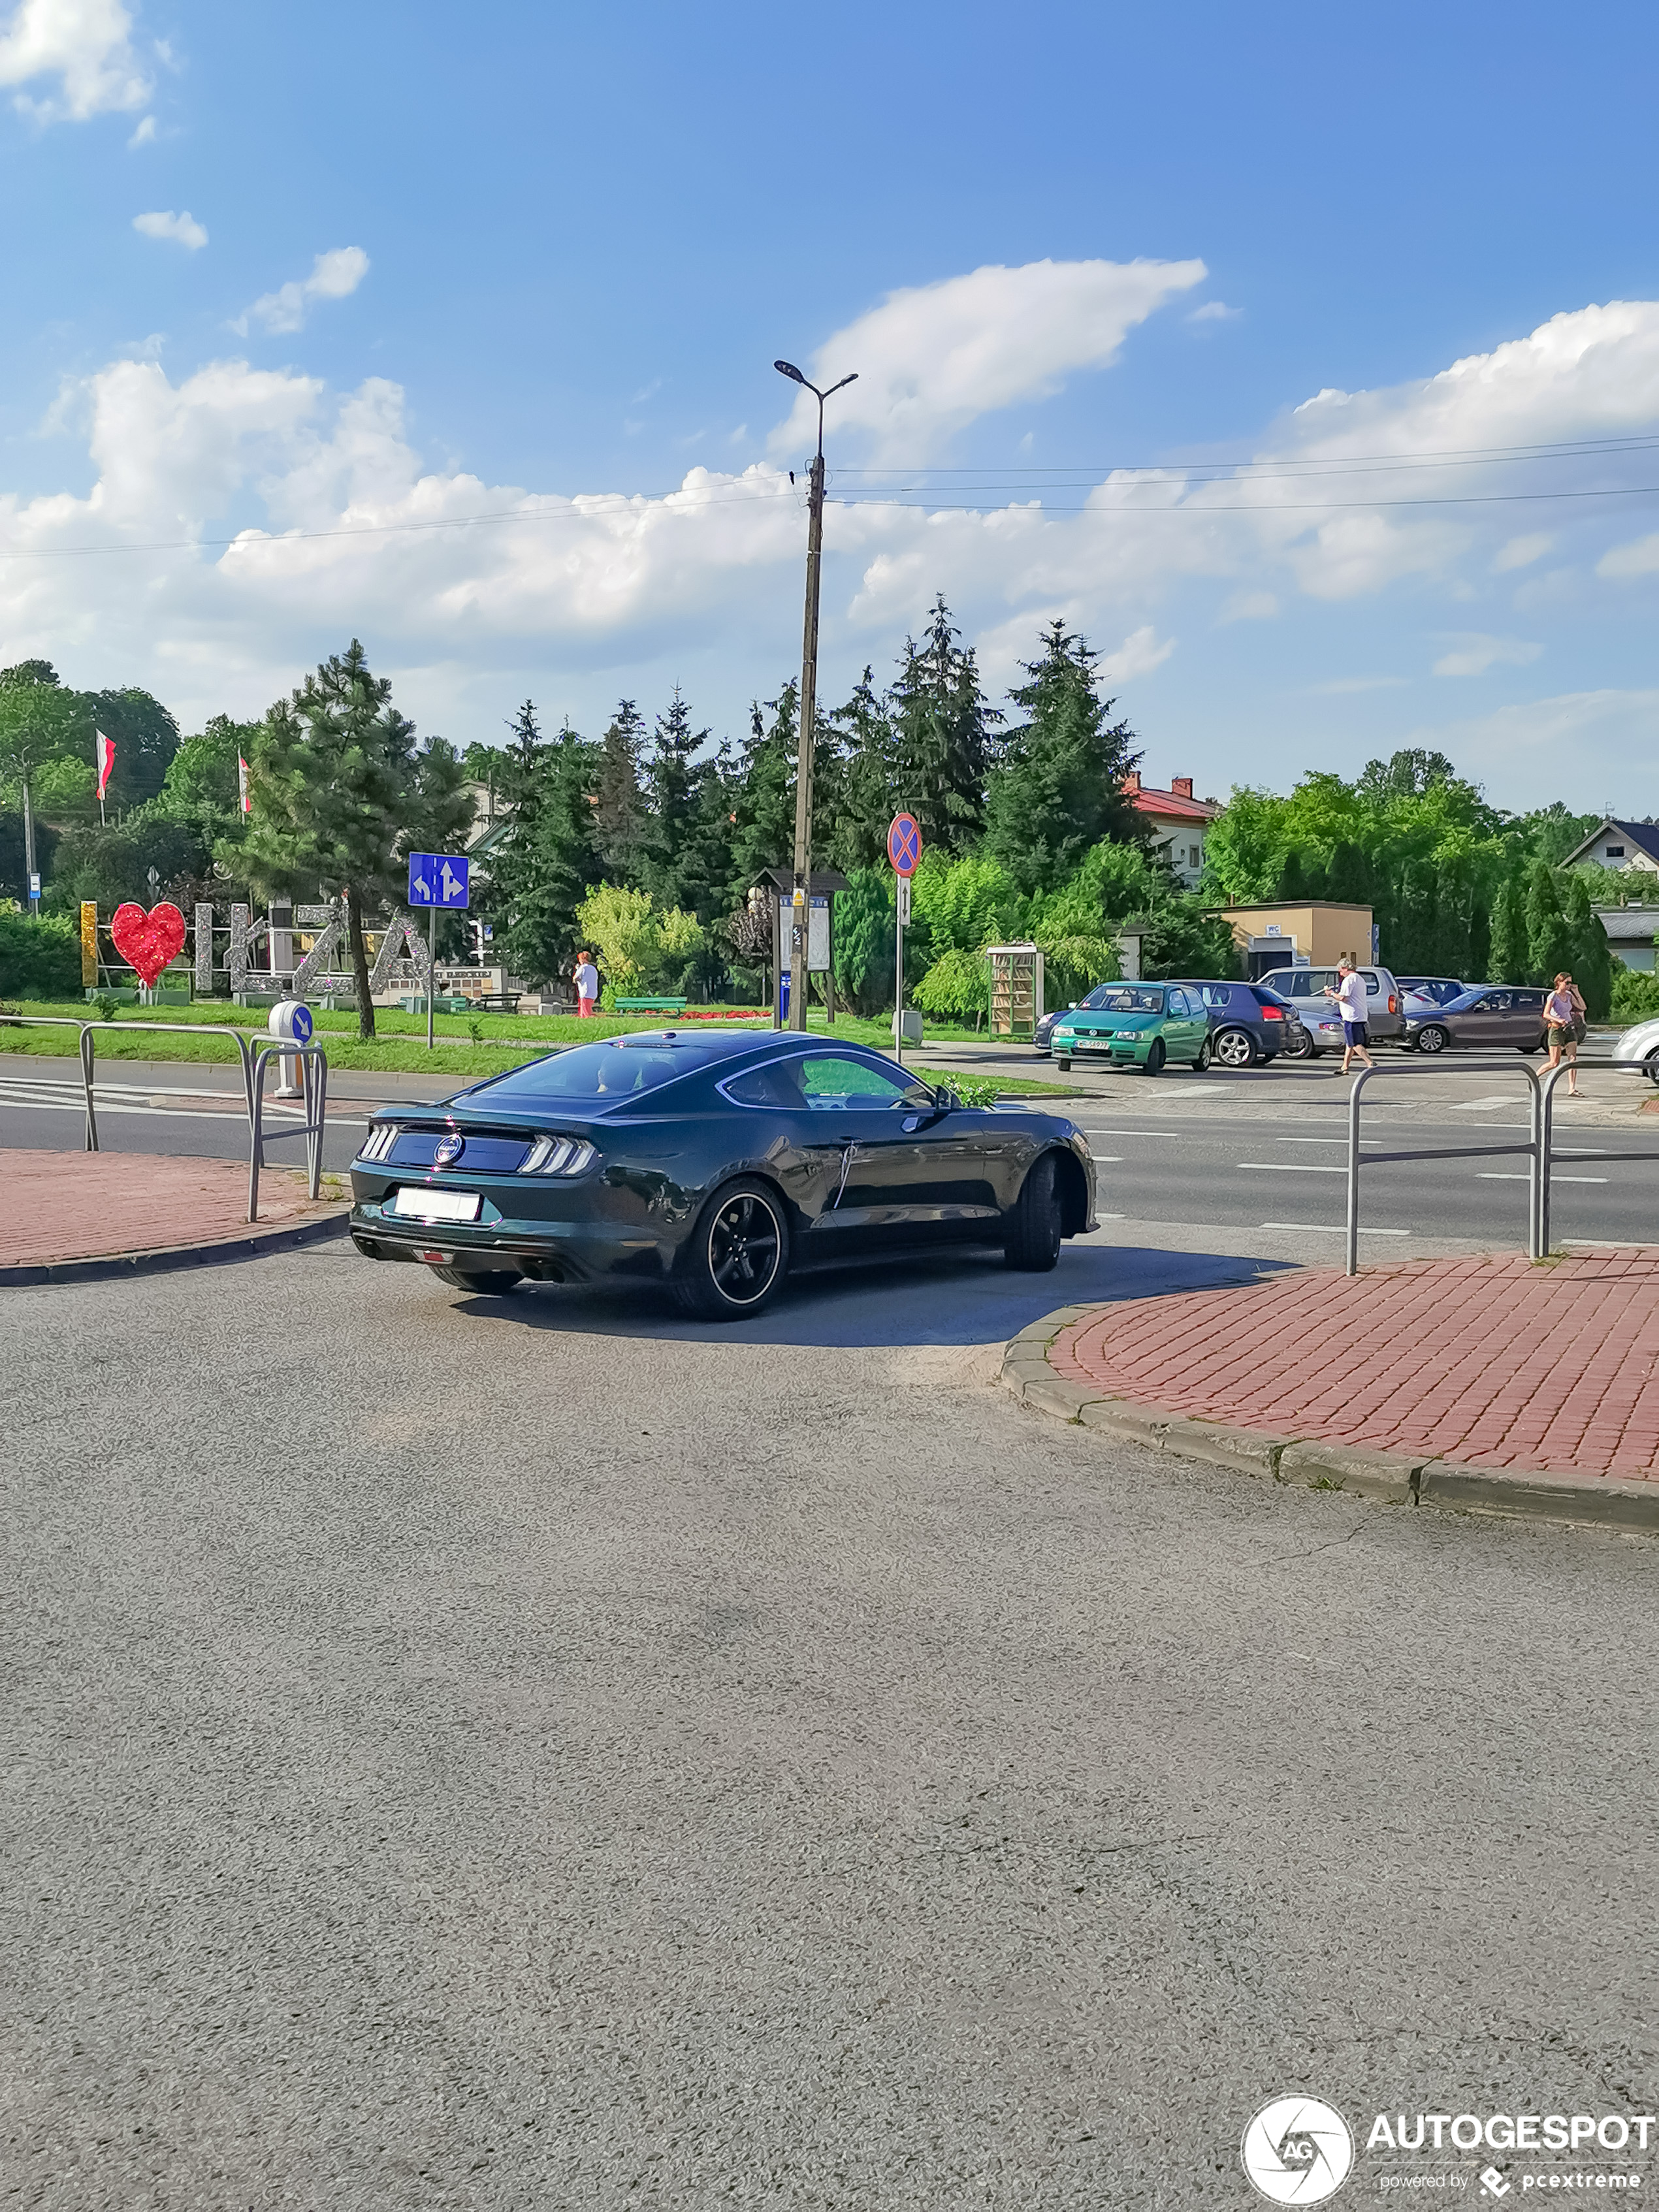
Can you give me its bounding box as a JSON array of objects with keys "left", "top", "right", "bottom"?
[
  {"left": 797, "top": 1055, "right": 924, "bottom": 1110},
  {"left": 1477, "top": 991, "right": 1509, "bottom": 1013},
  {"left": 723, "top": 1059, "right": 808, "bottom": 1109},
  {"left": 1362, "top": 972, "right": 1381, "bottom": 993},
  {"left": 1513, "top": 991, "right": 1543, "bottom": 1011},
  {"left": 1201, "top": 985, "right": 1231, "bottom": 1008},
  {"left": 1167, "top": 989, "right": 1187, "bottom": 1016}
]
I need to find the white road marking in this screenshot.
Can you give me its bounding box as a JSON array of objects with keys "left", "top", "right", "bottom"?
[
  {"left": 1077, "top": 1128, "right": 1187, "bottom": 1138},
  {"left": 0, "top": 1089, "right": 366, "bottom": 1129},
  {"left": 1236, "top": 1161, "right": 1346, "bottom": 1173},
  {"left": 1451, "top": 1095, "right": 1528, "bottom": 1110},
  {"left": 1090, "top": 1154, "right": 1123, "bottom": 1162},
  {"left": 1259, "top": 1222, "right": 1410, "bottom": 1235},
  {"left": 1553, "top": 1176, "right": 1609, "bottom": 1183},
  {"left": 1476, "top": 1173, "right": 1528, "bottom": 1180}
]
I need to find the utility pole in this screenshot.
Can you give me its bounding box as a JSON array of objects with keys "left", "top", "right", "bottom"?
[
  {"left": 21, "top": 766, "right": 36, "bottom": 912},
  {"left": 775, "top": 358, "right": 856, "bottom": 1033}
]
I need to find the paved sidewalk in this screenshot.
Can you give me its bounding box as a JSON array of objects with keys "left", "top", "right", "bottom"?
[
  {"left": 2, "top": 1147, "right": 344, "bottom": 1278},
  {"left": 1047, "top": 1249, "right": 1659, "bottom": 1484}
]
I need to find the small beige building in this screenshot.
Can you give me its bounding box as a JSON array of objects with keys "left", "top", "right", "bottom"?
[{"left": 1219, "top": 901, "right": 1376, "bottom": 980}]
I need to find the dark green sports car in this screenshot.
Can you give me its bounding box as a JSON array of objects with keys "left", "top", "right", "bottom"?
[{"left": 349, "top": 1030, "right": 1097, "bottom": 1319}]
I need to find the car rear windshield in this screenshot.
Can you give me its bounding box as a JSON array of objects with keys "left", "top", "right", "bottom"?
[{"left": 468, "top": 1037, "right": 730, "bottom": 1105}]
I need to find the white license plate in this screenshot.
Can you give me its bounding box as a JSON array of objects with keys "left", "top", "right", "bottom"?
[{"left": 390, "top": 1188, "right": 481, "bottom": 1222}]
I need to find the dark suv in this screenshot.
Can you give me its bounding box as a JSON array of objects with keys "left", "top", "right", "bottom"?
[{"left": 1168, "top": 979, "right": 1306, "bottom": 1067}]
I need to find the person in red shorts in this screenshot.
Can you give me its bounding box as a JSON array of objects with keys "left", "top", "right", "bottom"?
[{"left": 573, "top": 949, "right": 600, "bottom": 1018}]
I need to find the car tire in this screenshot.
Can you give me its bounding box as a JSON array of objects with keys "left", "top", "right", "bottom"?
[
  {"left": 1213, "top": 1026, "right": 1256, "bottom": 1070},
  {"left": 671, "top": 1176, "right": 790, "bottom": 1321},
  {"left": 1056, "top": 1057, "right": 1071, "bottom": 1071},
  {"left": 1192, "top": 1036, "right": 1212, "bottom": 1073},
  {"left": 1646, "top": 1050, "right": 1659, "bottom": 1087},
  {"left": 1281, "top": 1029, "right": 1313, "bottom": 1060},
  {"left": 432, "top": 1265, "right": 523, "bottom": 1293},
  {"left": 1417, "top": 1025, "right": 1450, "bottom": 1055},
  {"left": 1144, "top": 1039, "right": 1166, "bottom": 1076},
  {"left": 1519, "top": 1038, "right": 1543, "bottom": 1055},
  {"left": 1003, "top": 1152, "right": 1063, "bottom": 1272}
]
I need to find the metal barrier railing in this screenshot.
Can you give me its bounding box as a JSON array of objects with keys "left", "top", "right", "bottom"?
[
  {"left": 1343, "top": 1054, "right": 1659, "bottom": 1272},
  {"left": 1345, "top": 1061, "right": 1544, "bottom": 1274},
  {"left": 0, "top": 1013, "right": 327, "bottom": 1223}
]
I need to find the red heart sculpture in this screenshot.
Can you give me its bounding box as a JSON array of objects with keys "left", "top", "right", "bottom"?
[{"left": 110, "top": 901, "right": 187, "bottom": 987}]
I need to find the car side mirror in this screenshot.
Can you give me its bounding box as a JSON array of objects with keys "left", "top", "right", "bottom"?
[{"left": 934, "top": 1084, "right": 956, "bottom": 1114}]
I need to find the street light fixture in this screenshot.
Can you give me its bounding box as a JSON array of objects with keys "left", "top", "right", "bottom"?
[{"left": 775, "top": 357, "right": 857, "bottom": 1031}]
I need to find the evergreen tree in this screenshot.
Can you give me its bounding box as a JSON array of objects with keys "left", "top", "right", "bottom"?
[
  {"left": 728, "top": 686, "right": 797, "bottom": 902},
  {"left": 887, "top": 596, "right": 998, "bottom": 856},
  {"left": 1431, "top": 852, "right": 1474, "bottom": 980},
  {"left": 1325, "top": 840, "right": 1375, "bottom": 908},
  {"left": 234, "top": 641, "right": 471, "bottom": 1039},
  {"left": 1524, "top": 858, "right": 1577, "bottom": 987},
  {"left": 489, "top": 708, "right": 605, "bottom": 987},
  {"left": 1560, "top": 867, "right": 1613, "bottom": 1016},
  {"left": 593, "top": 698, "right": 645, "bottom": 878},
  {"left": 639, "top": 689, "right": 712, "bottom": 914},
  {"left": 1276, "top": 849, "right": 1312, "bottom": 901},
  {"left": 982, "top": 620, "right": 1142, "bottom": 895},
  {"left": 825, "top": 665, "right": 892, "bottom": 872},
  {"left": 1489, "top": 872, "right": 1528, "bottom": 984}
]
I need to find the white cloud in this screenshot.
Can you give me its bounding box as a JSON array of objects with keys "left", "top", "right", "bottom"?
[
  {"left": 125, "top": 109, "right": 152, "bottom": 145},
  {"left": 1098, "top": 624, "right": 1175, "bottom": 683},
  {"left": 1598, "top": 533, "right": 1659, "bottom": 580},
  {"left": 133, "top": 207, "right": 205, "bottom": 250},
  {"left": 234, "top": 247, "right": 370, "bottom": 336},
  {"left": 1402, "top": 690, "right": 1659, "bottom": 808},
  {"left": 1493, "top": 532, "right": 1552, "bottom": 571},
  {"left": 1431, "top": 632, "right": 1543, "bottom": 678},
  {"left": 1218, "top": 588, "right": 1278, "bottom": 622},
  {"left": 1188, "top": 300, "right": 1242, "bottom": 325},
  {"left": 769, "top": 256, "right": 1207, "bottom": 464},
  {"left": 0, "top": 0, "right": 150, "bottom": 120}
]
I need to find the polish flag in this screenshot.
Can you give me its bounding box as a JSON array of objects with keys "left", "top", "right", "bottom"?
[
  {"left": 95, "top": 729, "right": 116, "bottom": 799},
  {"left": 238, "top": 755, "right": 251, "bottom": 814}
]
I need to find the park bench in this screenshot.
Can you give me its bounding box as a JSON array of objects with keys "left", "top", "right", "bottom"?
[
  {"left": 613, "top": 995, "right": 688, "bottom": 1015},
  {"left": 399, "top": 993, "right": 474, "bottom": 1016},
  {"left": 475, "top": 992, "right": 522, "bottom": 1014}
]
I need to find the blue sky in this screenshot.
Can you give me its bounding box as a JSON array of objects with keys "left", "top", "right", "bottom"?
[{"left": 3, "top": 0, "right": 1658, "bottom": 809}]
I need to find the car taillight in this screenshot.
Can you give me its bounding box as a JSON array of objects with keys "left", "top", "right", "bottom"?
[
  {"left": 1262, "top": 1004, "right": 1284, "bottom": 1019},
  {"left": 359, "top": 1123, "right": 399, "bottom": 1162},
  {"left": 1388, "top": 995, "right": 1396, "bottom": 1014},
  {"left": 519, "top": 1136, "right": 597, "bottom": 1176}
]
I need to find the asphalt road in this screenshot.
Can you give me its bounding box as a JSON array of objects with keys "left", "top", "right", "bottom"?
[
  {"left": 7, "top": 1048, "right": 1659, "bottom": 1254},
  {"left": 3, "top": 1241, "right": 1654, "bottom": 2207}
]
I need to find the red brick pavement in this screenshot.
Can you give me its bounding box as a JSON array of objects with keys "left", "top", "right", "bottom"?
[
  {"left": 1049, "top": 1252, "right": 1659, "bottom": 1482},
  {"left": 1, "top": 1148, "right": 336, "bottom": 1269}
]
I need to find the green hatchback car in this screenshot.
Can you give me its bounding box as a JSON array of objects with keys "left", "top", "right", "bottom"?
[{"left": 1051, "top": 984, "right": 1212, "bottom": 1074}]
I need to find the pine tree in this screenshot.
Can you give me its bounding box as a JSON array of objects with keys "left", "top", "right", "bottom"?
[
  {"left": 825, "top": 665, "right": 891, "bottom": 872},
  {"left": 1489, "top": 872, "right": 1528, "bottom": 984},
  {"left": 1431, "top": 852, "right": 1474, "bottom": 979},
  {"left": 1325, "top": 841, "right": 1374, "bottom": 909},
  {"left": 982, "top": 620, "right": 1143, "bottom": 895},
  {"left": 234, "top": 641, "right": 471, "bottom": 1039},
  {"left": 1560, "top": 867, "right": 1613, "bottom": 1016},
  {"left": 887, "top": 596, "right": 999, "bottom": 856},
  {"left": 639, "top": 689, "right": 709, "bottom": 913},
  {"left": 489, "top": 709, "right": 604, "bottom": 987},
  {"left": 728, "top": 686, "right": 797, "bottom": 902},
  {"left": 593, "top": 698, "right": 645, "bottom": 877},
  {"left": 1524, "top": 858, "right": 1577, "bottom": 987}
]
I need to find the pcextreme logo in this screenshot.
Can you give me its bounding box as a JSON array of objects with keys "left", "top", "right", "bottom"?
[{"left": 1242, "top": 2096, "right": 1356, "bottom": 2204}]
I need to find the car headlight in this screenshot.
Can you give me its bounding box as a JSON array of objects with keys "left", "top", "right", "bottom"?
[
  {"left": 359, "top": 1123, "right": 398, "bottom": 1162},
  {"left": 519, "top": 1136, "right": 597, "bottom": 1176},
  {"left": 1114, "top": 1028, "right": 1142, "bottom": 1038}
]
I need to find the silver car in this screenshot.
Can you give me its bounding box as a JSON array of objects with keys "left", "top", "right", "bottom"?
[
  {"left": 1403, "top": 986, "right": 1548, "bottom": 1055},
  {"left": 1257, "top": 965, "right": 1406, "bottom": 1052}
]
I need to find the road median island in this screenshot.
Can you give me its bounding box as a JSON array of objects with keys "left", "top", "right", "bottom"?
[
  {"left": 1002, "top": 1251, "right": 1659, "bottom": 1532},
  {"left": 1, "top": 1148, "right": 348, "bottom": 1286}
]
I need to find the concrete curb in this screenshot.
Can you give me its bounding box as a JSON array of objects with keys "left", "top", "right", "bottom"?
[
  {"left": 0, "top": 1207, "right": 351, "bottom": 1289},
  {"left": 1001, "top": 1306, "right": 1659, "bottom": 1535}
]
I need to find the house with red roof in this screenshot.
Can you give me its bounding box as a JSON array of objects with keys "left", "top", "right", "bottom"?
[{"left": 1122, "top": 771, "right": 1221, "bottom": 886}]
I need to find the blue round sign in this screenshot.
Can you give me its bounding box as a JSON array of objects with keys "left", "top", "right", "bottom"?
[{"left": 290, "top": 1003, "right": 314, "bottom": 1044}]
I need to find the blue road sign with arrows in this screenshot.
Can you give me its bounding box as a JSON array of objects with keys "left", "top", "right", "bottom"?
[{"left": 408, "top": 852, "right": 470, "bottom": 908}]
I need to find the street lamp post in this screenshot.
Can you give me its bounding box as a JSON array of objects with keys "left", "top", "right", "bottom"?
[{"left": 775, "top": 358, "right": 856, "bottom": 1033}]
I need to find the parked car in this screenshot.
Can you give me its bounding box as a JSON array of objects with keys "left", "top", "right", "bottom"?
[
  {"left": 1051, "top": 984, "right": 1213, "bottom": 1074},
  {"left": 1396, "top": 976, "right": 1468, "bottom": 1008},
  {"left": 349, "top": 1031, "right": 1097, "bottom": 1318},
  {"left": 1034, "top": 978, "right": 1134, "bottom": 1057},
  {"left": 1167, "top": 978, "right": 1303, "bottom": 1067},
  {"left": 1612, "top": 1017, "right": 1659, "bottom": 1082},
  {"left": 1249, "top": 984, "right": 1315, "bottom": 1060},
  {"left": 1257, "top": 963, "right": 1406, "bottom": 1051},
  {"left": 1402, "top": 985, "right": 1548, "bottom": 1055}
]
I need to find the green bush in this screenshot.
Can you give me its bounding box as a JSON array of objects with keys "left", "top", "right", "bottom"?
[
  {"left": 1610, "top": 966, "right": 1659, "bottom": 1024},
  {"left": 0, "top": 908, "right": 82, "bottom": 999},
  {"left": 914, "top": 948, "right": 990, "bottom": 1025}
]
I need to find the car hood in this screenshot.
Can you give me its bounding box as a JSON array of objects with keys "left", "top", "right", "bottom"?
[{"left": 1059, "top": 1010, "right": 1159, "bottom": 1033}]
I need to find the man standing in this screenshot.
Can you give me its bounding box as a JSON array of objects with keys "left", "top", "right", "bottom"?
[
  {"left": 1325, "top": 955, "right": 1374, "bottom": 1073},
  {"left": 573, "top": 948, "right": 600, "bottom": 1019}
]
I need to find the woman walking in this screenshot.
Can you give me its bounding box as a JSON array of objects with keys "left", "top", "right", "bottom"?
[{"left": 1544, "top": 972, "right": 1583, "bottom": 1098}]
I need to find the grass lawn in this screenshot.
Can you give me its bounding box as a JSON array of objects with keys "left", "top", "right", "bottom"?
[{"left": 0, "top": 998, "right": 1071, "bottom": 1091}]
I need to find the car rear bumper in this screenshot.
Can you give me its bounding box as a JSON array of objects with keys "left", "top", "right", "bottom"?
[{"left": 349, "top": 1198, "right": 677, "bottom": 1285}]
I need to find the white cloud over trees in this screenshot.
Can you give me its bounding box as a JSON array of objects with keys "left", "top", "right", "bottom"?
[{"left": 0, "top": 0, "right": 150, "bottom": 120}]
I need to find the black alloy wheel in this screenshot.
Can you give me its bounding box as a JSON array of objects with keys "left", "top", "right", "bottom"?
[
  {"left": 1281, "top": 1027, "right": 1314, "bottom": 1059},
  {"left": 432, "top": 1264, "right": 524, "bottom": 1293},
  {"left": 1144, "top": 1038, "right": 1167, "bottom": 1076},
  {"left": 1212, "top": 1026, "right": 1256, "bottom": 1070},
  {"left": 674, "top": 1178, "right": 789, "bottom": 1320},
  {"left": 1004, "top": 1153, "right": 1063, "bottom": 1272},
  {"left": 1646, "top": 1050, "right": 1659, "bottom": 1086},
  {"left": 1417, "top": 1024, "right": 1450, "bottom": 1055}
]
